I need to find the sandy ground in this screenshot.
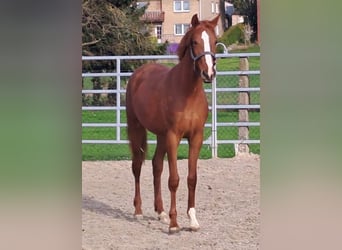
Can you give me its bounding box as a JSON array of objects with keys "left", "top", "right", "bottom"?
[{"left": 82, "top": 154, "right": 260, "bottom": 250}]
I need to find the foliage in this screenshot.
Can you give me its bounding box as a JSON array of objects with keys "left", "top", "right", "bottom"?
[
  {"left": 217, "top": 23, "right": 245, "bottom": 50},
  {"left": 107, "top": 0, "right": 135, "bottom": 8},
  {"left": 82, "top": 0, "right": 167, "bottom": 72},
  {"left": 230, "top": 0, "right": 258, "bottom": 42},
  {"left": 82, "top": 0, "right": 167, "bottom": 104}
]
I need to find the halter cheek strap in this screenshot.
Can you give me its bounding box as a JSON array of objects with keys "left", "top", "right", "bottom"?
[{"left": 190, "top": 45, "right": 216, "bottom": 72}]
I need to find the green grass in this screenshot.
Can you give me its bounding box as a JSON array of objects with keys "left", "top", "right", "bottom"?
[{"left": 82, "top": 52, "right": 260, "bottom": 160}]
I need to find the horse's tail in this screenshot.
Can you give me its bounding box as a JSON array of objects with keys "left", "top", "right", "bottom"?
[
  {"left": 127, "top": 123, "right": 147, "bottom": 163},
  {"left": 126, "top": 79, "right": 147, "bottom": 164}
]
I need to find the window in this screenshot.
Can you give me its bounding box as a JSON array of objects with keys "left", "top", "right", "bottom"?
[
  {"left": 211, "top": 1, "right": 219, "bottom": 14},
  {"left": 174, "top": 24, "right": 190, "bottom": 35},
  {"left": 156, "top": 25, "right": 162, "bottom": 40},
  {"left": 174, "top": 1, "right": 190, "bottom": 12}
]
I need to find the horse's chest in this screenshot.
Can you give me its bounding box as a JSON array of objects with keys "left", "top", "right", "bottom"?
[
  {"left": 171, "top": 105, "right": 208, "bottom": 132},
  {"left": 184, "top": 111, "right": 205, "bottom": 126},
  {"left": 164, "top": 92, "right": 208, "bottom": 132}
]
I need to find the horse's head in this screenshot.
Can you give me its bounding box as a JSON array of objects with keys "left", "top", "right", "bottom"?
[{"left": 188, "top": 14, "right": 220, "bottom": 83}]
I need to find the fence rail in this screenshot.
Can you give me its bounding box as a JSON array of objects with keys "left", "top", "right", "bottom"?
[{"left": 82, "top": 52, "right": 260, "bottom": 158}]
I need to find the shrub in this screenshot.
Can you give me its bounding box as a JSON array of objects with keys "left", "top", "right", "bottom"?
[{"left": 217, "top": 23, "right": 245, "bottom": 51}]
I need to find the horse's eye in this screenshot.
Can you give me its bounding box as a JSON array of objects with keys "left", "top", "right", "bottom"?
[{"left": 192, "top": 40, "right": 198, "bottom": 46}]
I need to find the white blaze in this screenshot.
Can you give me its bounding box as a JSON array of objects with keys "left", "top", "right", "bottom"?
[{"left": 201, "top": 31, "right": 214, "bottom": 77}]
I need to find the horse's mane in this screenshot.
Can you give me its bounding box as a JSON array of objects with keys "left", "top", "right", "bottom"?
[
  {"left": 177, "top": 20, "right": 215, "bottom": 60},
  {"left": 177, "top": 27, "right": 194, "bottom": 60}
]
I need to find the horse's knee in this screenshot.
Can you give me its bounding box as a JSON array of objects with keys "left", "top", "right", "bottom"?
[
  {"left": 168, "top": 176, "right": 179, "bottom": 192},
  {"left": 187, "top": 174, "right": 197, "bottom": 190}
]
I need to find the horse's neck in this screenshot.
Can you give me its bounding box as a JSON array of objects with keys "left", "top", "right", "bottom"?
[{"left": 172, "top": 56, "right": 203, "bottom": 95}]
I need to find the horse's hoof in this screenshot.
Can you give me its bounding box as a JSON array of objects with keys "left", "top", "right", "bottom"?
[
  {"left": 134, "top": 214, "right": 143, "bottom": 220},
  {"left": 158, "top": 211, "right": 169, "bottom": 224},
  {"left": 169, "top": 226, "right": 181, "bottom": 234},
  {"left": 189, "top": 221, "right": 200, "bottom": 231},
  {"left": 190, "top": 225, "right": 200, "bottom": 232}
]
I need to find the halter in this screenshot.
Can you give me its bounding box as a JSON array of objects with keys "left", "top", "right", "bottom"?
[{"left": 189, "top": 45, "right": 216, "bottom": 72}]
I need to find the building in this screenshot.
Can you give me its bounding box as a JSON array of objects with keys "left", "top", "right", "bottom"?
[
  {"left": 139, "top": 0, "right": 224, "bottom": 44},
  {"left": 138, "top": 1, "right": 165, "bottom": 43}
]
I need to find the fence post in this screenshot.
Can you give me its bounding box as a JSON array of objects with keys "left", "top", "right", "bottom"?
[
  {"left": 116, "top": 58, "right": 121, "bottom": 141},
  {"left": 211, "top": 76, "right": 218, "bottom": 158},
  {"left": 237, "top": 57, "right": 250, "bottom": 154}
]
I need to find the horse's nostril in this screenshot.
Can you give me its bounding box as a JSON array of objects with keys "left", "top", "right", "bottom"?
[
  {"left": 202, "top": 71, "right": 210, "bottom": 79},
  {"left": 201, "top": 70, "right": 214, "bottom": 83}
]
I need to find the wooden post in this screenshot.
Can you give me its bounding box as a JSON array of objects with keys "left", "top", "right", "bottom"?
[{"left": 238, "top": 57, "right": 250, "bottom": 154}]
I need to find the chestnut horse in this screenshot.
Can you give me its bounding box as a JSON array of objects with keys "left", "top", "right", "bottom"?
[{"left": 126, "top": 14, "right": 219, "bottom": 233}]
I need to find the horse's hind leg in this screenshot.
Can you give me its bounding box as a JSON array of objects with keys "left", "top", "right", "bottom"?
[
  {"left": 152, "top": 136, "right": 168, "bottom": 223},
  {"left": 128, "top": 120, "right": 147, "bottom": 218}
]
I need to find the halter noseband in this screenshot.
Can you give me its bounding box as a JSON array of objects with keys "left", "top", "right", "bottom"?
[{"left": 189, "top": 45, "right": 216, "bottom": 72}]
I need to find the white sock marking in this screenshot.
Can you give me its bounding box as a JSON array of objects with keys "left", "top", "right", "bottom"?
[
  {"left": 188, "top": 207, "right": 200, "bottom": 230},
  {"left": 158, "top": 211, "right": 169, "bottom": 224},
  {"left": 201, "top": 31, "right": 214, "bottom": 77}
]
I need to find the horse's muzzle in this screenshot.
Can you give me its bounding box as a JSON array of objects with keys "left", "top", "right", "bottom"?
[{"left": 201, "top": 70, "right": 216, "bottom": 83}]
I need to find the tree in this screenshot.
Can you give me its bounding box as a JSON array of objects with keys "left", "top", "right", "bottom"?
[
  {"left": 82, "top": 0, "right": 167, "bottom": 105},
  {"left": 230, "top": 0, "right": 258, "bottom": 42},
  {"left": 82, "top": 0, "right": 164, "bottom": 56}
]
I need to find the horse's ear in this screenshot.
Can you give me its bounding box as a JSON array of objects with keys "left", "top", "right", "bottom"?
[
  {"left": 210, "top": 14, "right": 220, "bottom": 27},
  {"left": 191, "top": 14, "right": 200, "bottom": 27}
]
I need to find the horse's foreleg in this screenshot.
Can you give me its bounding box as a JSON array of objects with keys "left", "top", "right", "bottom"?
[
  {"left": 152, "top": 136, "right": 168, "bottom": 223},
  {"left": 187, "top": 133, "right": 203, "bottom": 231},
  {"left": 166, "top": 133, "right": 181, "bottom": 233}
]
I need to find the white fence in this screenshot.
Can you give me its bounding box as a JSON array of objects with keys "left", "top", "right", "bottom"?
[{"left": 82, "top": 52, "right": 260, "bottom": 157}]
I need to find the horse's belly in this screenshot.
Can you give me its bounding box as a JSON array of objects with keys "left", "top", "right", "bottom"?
[
  {"left": 134, "top": 104, "right": 207, "bottom": 137},
  {"left": 133, "top": 96, "right": 168, "bottom": 135},
  {"left": 137, "top": 114, "right": 168, "bottom": 135}
]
